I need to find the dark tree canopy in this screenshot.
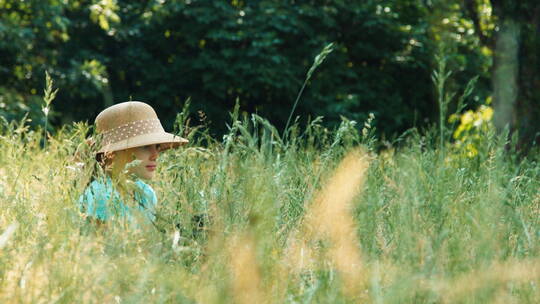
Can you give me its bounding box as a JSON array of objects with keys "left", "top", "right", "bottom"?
[{"left": 0, "top": 0, "right": 537, "bottom": 141}]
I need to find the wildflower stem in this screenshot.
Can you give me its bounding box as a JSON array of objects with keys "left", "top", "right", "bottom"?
[
  {"left": 284, "top": 43, "right": 335, "bottom": 138},
  {"left": 432, "top": 55, "right": 452, "bottom": 151},
  {"left": 42, "top": 71, "right": 58, "bottom": 149}
]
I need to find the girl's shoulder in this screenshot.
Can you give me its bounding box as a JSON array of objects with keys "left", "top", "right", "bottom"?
[
  {"left": 134, "top": 179, "right": 157, "bottom": 207},
  {"left": 79, "top": 176, "right": 120, "bottom": 221},
  {"left": 86, "top": 177, "right": 115, "bottom": 195},
  {"left": 79, "top": 177, "right": 119, "bottom": 207}
]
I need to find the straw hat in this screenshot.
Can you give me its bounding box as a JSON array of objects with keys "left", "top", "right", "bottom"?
[{"left": 95, "top": 101, "right": 188, "bottom": 153}]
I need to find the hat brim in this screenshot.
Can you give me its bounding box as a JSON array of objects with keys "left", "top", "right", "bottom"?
[{"left": 97, "top": 131, "right": 188, "bottom": 154}]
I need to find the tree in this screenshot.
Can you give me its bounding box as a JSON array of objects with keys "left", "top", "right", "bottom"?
[
  {"left": 463, "top": 0, "right": 540, "bottom": 144},
  {"left": 0, "top": 0, "right": 494, "bottom": 139}
]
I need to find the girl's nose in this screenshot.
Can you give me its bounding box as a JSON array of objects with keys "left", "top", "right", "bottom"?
[{"left": 149, "top": 145, "right": 159, "bottom": 160}]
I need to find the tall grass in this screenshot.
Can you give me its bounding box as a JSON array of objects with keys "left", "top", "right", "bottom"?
[{"left": 0, "top": 103, "right": 538, "bottom": 303}]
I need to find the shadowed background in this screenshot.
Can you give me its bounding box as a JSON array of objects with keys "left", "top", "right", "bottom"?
[{"left": 0, "top": 0, "right": 539, "bottom": 142}]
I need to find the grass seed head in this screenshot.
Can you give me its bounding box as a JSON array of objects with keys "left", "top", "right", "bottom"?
[{"left": 227, "top": 233, "right": 264, "bottom": 304}]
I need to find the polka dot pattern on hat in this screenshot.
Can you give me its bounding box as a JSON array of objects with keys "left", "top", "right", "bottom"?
[{"left": 102, "top": 118, "right": 165, "bottom": 145}]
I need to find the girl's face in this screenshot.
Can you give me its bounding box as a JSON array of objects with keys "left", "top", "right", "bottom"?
[{"left": 112, "top": 144, "right": 160, "bottom": 180}]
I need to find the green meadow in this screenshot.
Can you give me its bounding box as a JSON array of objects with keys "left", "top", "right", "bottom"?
[
  {"left": 2, "top": 1, "right": 540, "bottom": 303},
  {"left": 0, "top": 103, "right": 538, "bottom": 303}
]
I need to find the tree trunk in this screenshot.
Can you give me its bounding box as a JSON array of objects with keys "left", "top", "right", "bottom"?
[{"left": 492, "top": 18, "right": 520, "bottom": 133}]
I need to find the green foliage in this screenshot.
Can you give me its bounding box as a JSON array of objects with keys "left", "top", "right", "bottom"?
[
  {"left": 449, "top": 103, "right": 494, "bottom": 158},
  {"left": 89, "top": 0, "right": 121, "bottom": 32},
  {"left": 0, "top": 0, "right": 493, "bottom": 137},
  {"left": 3, "top": 0, "right": 540, "bottom": 143}
]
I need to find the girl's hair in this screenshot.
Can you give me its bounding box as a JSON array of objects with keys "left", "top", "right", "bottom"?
[
  {"left": 90, "top": 153, "right": 105, "bottom": 181},
  {"left": 90, "top": 150, "right": 119, "bottom": 184},
  {"left": 74, "top": 136, "right": 111, "bottom": 187}
]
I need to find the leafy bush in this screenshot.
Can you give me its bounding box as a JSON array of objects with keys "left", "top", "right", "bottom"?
[{"left": 449, "top": 102, "right": 494, "bottom": 158}]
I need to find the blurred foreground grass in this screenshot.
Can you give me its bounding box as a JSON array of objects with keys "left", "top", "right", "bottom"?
[{"left": 0, "top": 110, "right": 538, "bottom": 304}]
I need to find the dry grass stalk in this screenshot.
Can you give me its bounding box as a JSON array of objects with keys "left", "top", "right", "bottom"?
[
  {"left": 0, "top": 222, "right": 17, "bottom": 249},
  {"left": 228, "top": 233, "right": 264, "bottom": 304},
  {"left": 434, "top": 259, "right": 540, "bottom": 303},
  {"left": 284, "top": 234, "right": 317, "bottom": 274},
  {"left": 286, "top": 148, "right": 371, "bottom": 299}
]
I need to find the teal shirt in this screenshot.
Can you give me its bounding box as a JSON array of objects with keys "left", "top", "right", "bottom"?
[{"left": 79, "top": 177, "right": 157, "bottom": 223}]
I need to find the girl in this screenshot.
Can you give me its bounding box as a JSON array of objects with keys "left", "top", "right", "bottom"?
[{"left": 79, "top": 101, "right": 188, "bottom": 225}]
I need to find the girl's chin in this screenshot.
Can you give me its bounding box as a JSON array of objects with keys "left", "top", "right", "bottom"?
[{"left": 133, "top": 172, "right": 154, "bottom": 180}]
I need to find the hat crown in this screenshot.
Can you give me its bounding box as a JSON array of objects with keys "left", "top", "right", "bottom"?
[
  {"left": 95, "top": 101, "right": 158, "bottom": 133},
  {"left": 93, "top": 101, "right": 187, "bottom": 153}
]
